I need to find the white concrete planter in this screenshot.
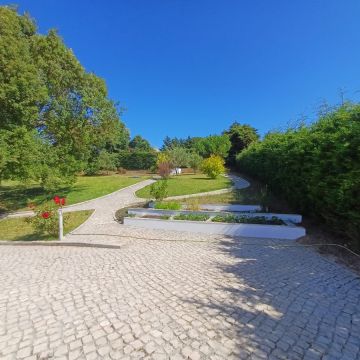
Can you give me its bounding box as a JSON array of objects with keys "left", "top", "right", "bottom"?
[
  {"left": 199, "top": 204, "right": 261, "bottom": 212},
  {"left": 123, "top": 217, "right": 306, "bottom": 240},
  {"left": 127, "top": 208, "right": 302, "bottom": 223}
]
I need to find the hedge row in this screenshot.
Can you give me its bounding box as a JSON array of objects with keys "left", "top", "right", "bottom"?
[
  {"left": 117, "top": 151, "right": 157, "bottom": 170},
  {"left": 236, "top": 103, "right": 360, "bottom": 248}
]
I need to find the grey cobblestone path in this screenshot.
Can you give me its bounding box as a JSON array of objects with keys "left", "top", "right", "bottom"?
[{"left": 1, "top": 237, "right": 360, "bottom": 359}]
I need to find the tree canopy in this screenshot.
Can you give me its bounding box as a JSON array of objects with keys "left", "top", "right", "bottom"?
[{"left": 0, "top": 6, "right": 129, "bottom": 187}]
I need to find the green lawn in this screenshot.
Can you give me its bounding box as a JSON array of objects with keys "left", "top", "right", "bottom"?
[
  {"left": 136, "top": 174, "right": 232, "bottom": 198},
  {"left": 0, "top": 175, "right": 147, "bottom": 212},
  {"left": 0, "top": 210, "right": 93, "bottom": 241}
]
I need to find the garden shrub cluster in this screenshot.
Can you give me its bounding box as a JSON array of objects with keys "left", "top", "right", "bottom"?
[{"left": 236, "top": 103, "right": 360, "bottom": 248}]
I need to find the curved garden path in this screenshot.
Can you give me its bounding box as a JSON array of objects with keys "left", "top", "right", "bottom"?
[{"left": 64, "top": 174, "right": 248, "bottom": 243}]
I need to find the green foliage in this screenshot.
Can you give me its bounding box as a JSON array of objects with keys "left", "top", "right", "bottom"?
[
  {"left": 149, "top": 180, "right": 168, "bottom": 200},
  {"left": 173, "top": 213, "right": 209, "bottom": 221},
  {"left": 201, "top": 155, "right": 226, "bottom": 179},
  {"left": 211, "top": 214, "right": 283, "bottom": 225},
  {"left": 224, "top": 122, "right": 259, "bottom": 165},
  {"left": 237, "top": 103, "right": 360, "bottom": 248},
  {"left": 168, "top": 147, "right": 190, "bottom": 169},
  {"left": 154, "top": 201, "right": 181, "bottom": 210},
  {"left": 193, "top": 135, "right": 231, "bottom": 158},
  {"left": 26, "top": 201, "right": 63, "bottom": 237},
  {"left": 188, "top": 152, "right": 203, "bottom": 173},
  {"left": 117, "top": 150, "right": 156, "bottom": 170},
  {"left": 161, "top": 136, "right": 196, "bottom": 151},
  {"left": 129, "top": 135, "right": 152, "bottom": 151},
  {"left": 0, "top": 6, "right": 128, "bottom": 188}
]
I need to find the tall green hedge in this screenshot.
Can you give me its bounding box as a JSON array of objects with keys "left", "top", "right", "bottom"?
[
  {"left": 237, "top": 103, "right": 360, "bottom": 248},
  {"left": 117, "top": 151, "right": 157, "bottom": 170}
]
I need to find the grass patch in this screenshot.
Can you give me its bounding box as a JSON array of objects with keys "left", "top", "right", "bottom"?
[
  {"left": 154, "top": 201, "right": 182, "bottom": 210},
  {"left": 177, "top": 173, "right": 292, "bottom": 213},
  {"left": 0, "top": 175, "right": 147, "bottom": 212},
  {"left": 0, "top": 210, "right": 93, "bottom": 241},
  {"left": 136, "top": 174, "right": 232, "bottom": 199},
  {"left": 173, "top": 213, "right": 210, "bottom": 221}
]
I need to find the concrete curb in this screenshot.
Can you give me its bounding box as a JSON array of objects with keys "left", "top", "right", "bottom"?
[{"left": 0, "top": 241, "right": 122, "bottom": 249}]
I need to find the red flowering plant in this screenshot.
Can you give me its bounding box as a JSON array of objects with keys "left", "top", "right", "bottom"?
[{"left": 26, "top": 196, "right": 67, "bottom": 237}]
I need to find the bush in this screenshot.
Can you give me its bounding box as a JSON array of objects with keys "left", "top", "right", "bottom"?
[
  {"left": 237, "top": 103, "right": 360, "bottom": 249},
  {"left": 117, "top": 151, "right": 157, "bottom": 170},
  {"left": 173, "top": 213, "right": 209, "bottom": 221},
  {"left": 149, "top": 180, "right": 168, "bottom": 200},
  {"left": 26, "top": 196, "right": 67, "bottom": 236},
  {"left": 211, "top": 214, "right": 283, "bottom": 225},
  {"left": 201, "top": 155, "right": 225, "bottom": 179},
  {"left": 154, "top": 201, "right": 181, "bottom": 210}
]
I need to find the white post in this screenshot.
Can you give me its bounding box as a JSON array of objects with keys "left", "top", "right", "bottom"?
[{"left": 58, "top": 208, "right": 63, "bottom": 241}]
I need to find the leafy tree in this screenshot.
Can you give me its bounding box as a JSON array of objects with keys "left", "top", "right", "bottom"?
[
  {"left": 0, "top": 6, "right": 128, "bottom": 188},
  {"left": 129, "top": 135, "right": 152, "bottom": 151},
  {"left": 201, "top": 155, "right": 225, "bottom": 179},
  {"left": 193, "top": 135, "right": 231, "bottom": 158},
  {"left": 188, "top": 152, "right": 203, "bottom": 173},
  {"left": 224, "top": 122, "right": 259, "bottom": 165},
  {"left": 117, "top": 150, "right": 156, "bottom": 170},
  {"left": 161, "top": 136, "right": 199, "bottom": 151},
  {"left": 168, "top": 147, "right": 190, "bottom": 171}
]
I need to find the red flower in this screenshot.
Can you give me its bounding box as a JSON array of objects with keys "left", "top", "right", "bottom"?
[
  {"left": 53, "top": 196, "right": 60, "bottom": 205},
  {"left": 60, "top": 198, "right": 66, "bottom": 206},
  {"left": 41, "top": 211, "right": 51, "bottom": 219}
]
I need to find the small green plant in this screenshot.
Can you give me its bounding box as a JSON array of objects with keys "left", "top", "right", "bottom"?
[
  {"left": 154, "top": 201, "right": 181, "bottom": 210},
  {"left": 201, "top": 155, "right": 225, "bottom": 179},
  {"left": 149, "top": 180, "right": 168, "bottom": 200},
  {"left": 211, "top": 214, "right": 283, "bottom": 225},
  {"left": 173, "top": 213, "right": 210, "bottom": 221}
]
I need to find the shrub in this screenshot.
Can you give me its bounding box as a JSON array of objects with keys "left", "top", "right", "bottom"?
[
  {"left": 201, "top": 155, "right": 225, "bottom": 179},
  {"left": 211, "top": 214, "right": 283, "bottom": 225},
  {"left": 173, "top": 213, "right": 209, "bottom": 221},
  {"left": 26, "top": 196, "right": 67, "bottom": 237},
  {"left": 154, "top": 201, "right": 181, "bottom": 210},
  {"left": 149, "top": 180, "right": 168, "bottom": 200}
]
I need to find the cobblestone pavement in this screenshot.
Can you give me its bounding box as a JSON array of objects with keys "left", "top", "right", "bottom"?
[{"left": 1, "top": 237, "right": 360, "bottom": 360}]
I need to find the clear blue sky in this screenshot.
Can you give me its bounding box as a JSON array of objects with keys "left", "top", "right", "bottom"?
[{"left": 5, "top": 0, "right": 360, "bottom": 147}]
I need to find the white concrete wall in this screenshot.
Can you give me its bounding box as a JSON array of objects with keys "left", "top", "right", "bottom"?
[{"left": 124, "top": 217, "right": 306, "bottom": 240}]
